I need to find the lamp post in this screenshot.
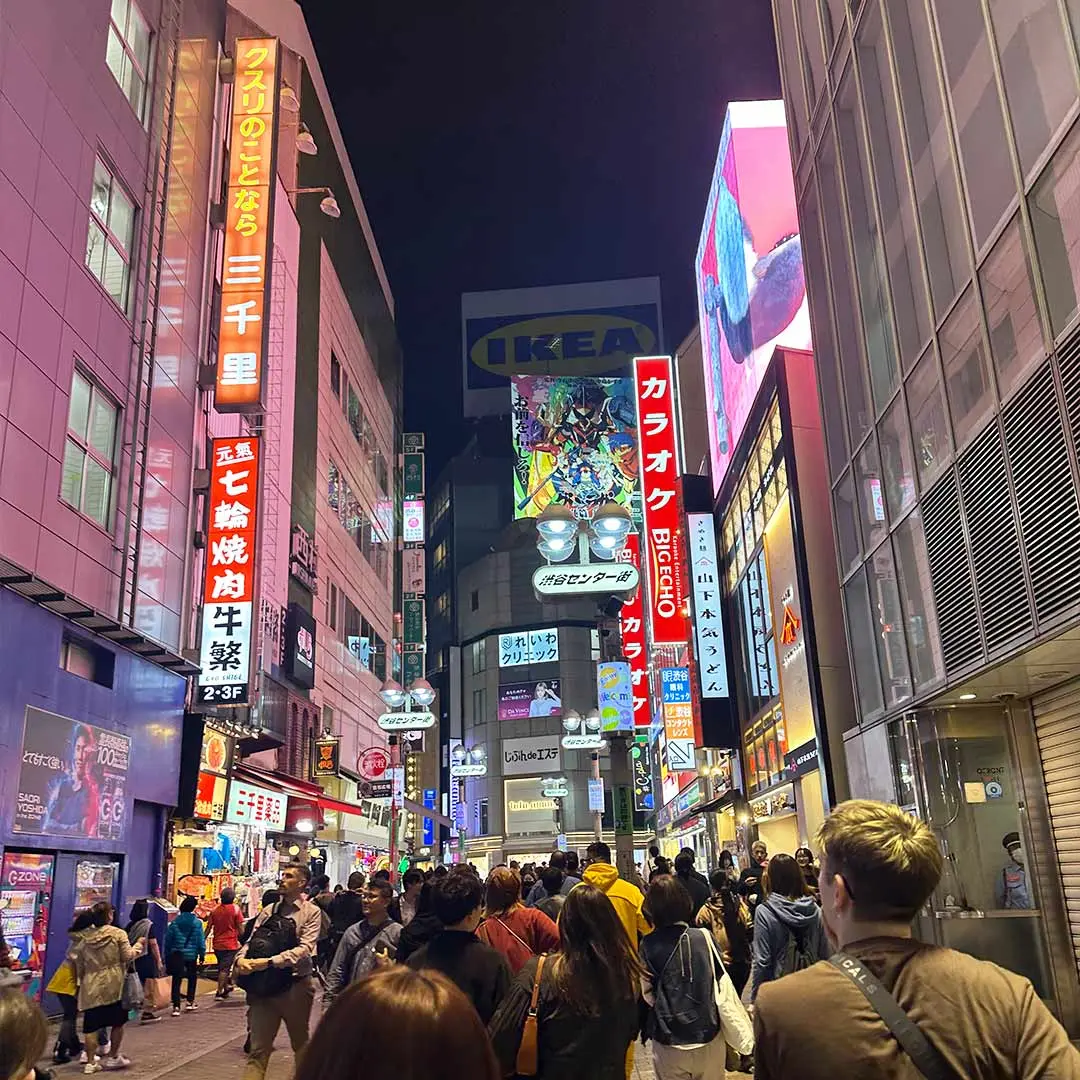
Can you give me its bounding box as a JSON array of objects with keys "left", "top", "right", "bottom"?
[{"left": 379, "top": 679, "right": 436, "bottom": 882}]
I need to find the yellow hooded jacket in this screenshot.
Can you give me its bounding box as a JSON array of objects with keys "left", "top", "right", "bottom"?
[{"left": 581, "top": 861, "right": 650, "bottom": 945}]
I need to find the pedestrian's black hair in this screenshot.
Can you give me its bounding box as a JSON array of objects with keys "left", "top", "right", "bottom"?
[
  {"left": 586, "top": 840, "right": 611, "bottom": 863},
  {"left": 179, "top": 895, "right": 198, "bottom": 914}
]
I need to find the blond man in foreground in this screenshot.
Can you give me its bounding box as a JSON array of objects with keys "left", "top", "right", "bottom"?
[{"left": 753, "top": 800, "right": 1080, "bottom": 1079}]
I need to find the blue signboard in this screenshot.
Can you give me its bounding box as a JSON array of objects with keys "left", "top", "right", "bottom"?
[
  {"left": 422, "top": 788, "right": 436, "bottom": 847},
  {"left": 660, "top": 667, "right": 692, "bottom": 704}
]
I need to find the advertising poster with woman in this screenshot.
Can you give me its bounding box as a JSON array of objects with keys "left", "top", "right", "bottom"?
[{"left": 13, "top": 707, "right": 131, "bottom": 842}]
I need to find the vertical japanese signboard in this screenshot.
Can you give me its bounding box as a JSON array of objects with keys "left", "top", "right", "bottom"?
[
  {"left": 198, "top": 437, "right": 260, "bottom": 705},
  {"left": 402, "top": 433, "right": 426, "bottom": 687},
  {"left": 687, "top": 514, "right": 729, "bottom": 699},
  {"left": 216, "top": 38, "right": 280, "bottom": 412},
  {"left": 633, "top": 357, "right": 688, "bottom": 645},
  {"left": 617, "top": 535, "right": 650, "bottom": 727},
  {"left": 660, "top": 667, "right": 695, "bottom": 772}
]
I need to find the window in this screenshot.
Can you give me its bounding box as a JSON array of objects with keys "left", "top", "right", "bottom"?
[
  {"left": 431, "top": 486, "right": 451, "bottom": 527},
  {"left": 940, "top": 287, "right": 994, "bottom": 448},
  {"left": 61, "top": 369, "right": 118, "bottom": 527},
  {"left": 868, "top": 542, "right": 913, "bottom": 708},
  {"left": 86, "top": 158, "right": 135, "bottom": 312},
  {"left": 476, "top": 798, "right": 489, "bottom": 837},
  {"left": 1029, "top": 120, "right": 1080, "bottom": 336},
  {"left": 433, "top": 541, "right": 448, "bottom": 573},
  {"left": 470, "top": 589, "right": 479, "bottom": 612},
  {"left": 980, "top": 215, "right": 1044, "bottom": 399},
  {"left": 893, "top": 510, "right": 944, "bottom": 691},
  {"left": 328, "top": 582, "right": 338, "bottom": 632},
  {"left": 347, "top": 386, "right": 365, "bottom": 445},
  {"left": 818, "top": 124, "right": 872, "bottom": 447},
  {"left": 435, "top": 592, "right": 450, "bottom": 618},
  {"left": 833, "top": 469, "right": 863, "bottom": 578},
  {"left": 934, "top": 0, "right": 1016, "bottom": 248},
  {"left": 906, "top": 346, "right": 952, "bottom": 489},
  {"left": 60, "top": 635, "right": 115, "bottom": 688},
  {"left": 330, "top": 352, "right": 341, "bottom": 399},
  {"left": 844, "top": 566, "right": 885, "bottom": 719},
  {"left": 887, "top": 0, "right": 970, "bottom": 316},
  {"left": 591, "top": 628, "right": 601, "bottom": 662},
  {"left": 857, "top": 0, "right": 931, "bottom": 371},
  {"left": 878, "top": 397, "right": 916, "bottom": 519},
  {"left": 988, "top": 0, "right": 1077, "bottom": 179},
  {"left": 472, "top": 687, "right": 487, "bottom": 725},
  {"left": 471, "top": 639, "right": 486, "bottom": 674},
  {"left": 836, "top": 65, "right": 899, "bottom": 411},
  {"left": 774, "top": 0, "right": 809, "bottom": 149},
  {"left": 855, "top": 437, "right": 888, "bottom": 550},
  {"left": 105, "top": 0, "right": 151, "bottom": 119}
]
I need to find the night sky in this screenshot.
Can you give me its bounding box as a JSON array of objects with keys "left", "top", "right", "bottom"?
[{"left": 299, "top": 3, "right": 781, "bottom": 465}]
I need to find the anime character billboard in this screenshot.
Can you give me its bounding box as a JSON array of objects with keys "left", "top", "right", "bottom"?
[
  {"left": 695, "top": 99, "right": 811, "bottom": 494},
  {"left": 511, "top": 375, "right": 640, "bottom": 521}
]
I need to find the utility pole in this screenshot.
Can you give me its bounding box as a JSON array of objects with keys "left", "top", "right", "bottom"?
[
  {"left": 591, "top": 750, "right": 603, "bottom": 840},
  {"left": 609, "top": 733, "right": 636, "bottom": 883}
]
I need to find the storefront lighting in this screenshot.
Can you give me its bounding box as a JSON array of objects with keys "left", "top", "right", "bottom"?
[
  {"left": 958, "top": 692, "right": 977, "bottom": 701},
  {"left": 295, "top": 122, "right": 318, "bottom": 155},
  {"left": 288, "top": 844, "right": 301, "bottom": 856},
  {"left": 295, "top": 817, "right": 315, "bottom": 834},
  {"left": 279, "top": 84, "right": 300, "bottom": 111},
  {"left": 286, "top": 186, "right": 341, "bottom": 219}
]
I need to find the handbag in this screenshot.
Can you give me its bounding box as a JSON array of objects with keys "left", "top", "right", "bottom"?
[
  {"left": 121, "top": 969, "right": 144, "bottom": 1011},
  {"left": 145, "top": 976, "right": 170, "bottom": 1010},
  {"left": 829, "top": 953, "right": 952, "bottom": 1080},
  {"left": 515, "top": 954, "right": 547, "bottom": 1078}
]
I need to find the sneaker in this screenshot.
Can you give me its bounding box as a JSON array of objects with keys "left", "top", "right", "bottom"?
[
  {"left": 140, "top": 1014, "right": 160, "bottom": 1024},
  {"left": 172, "top": 1007, "right": 181, "bottom": 1017},
  {"left": 83, "top": 1065, "right": 102, "bottom": 1076},
  {"left": 184, "top": 1002, "right": 199, "bottom": 1012},
  {"left": 100, "top": 1056, "right": 130, "bottom": 1071}
]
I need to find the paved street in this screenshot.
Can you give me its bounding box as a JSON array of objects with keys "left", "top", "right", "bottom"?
[{"left": 39, "top": 977, "right": 751, "bottom": 1080}]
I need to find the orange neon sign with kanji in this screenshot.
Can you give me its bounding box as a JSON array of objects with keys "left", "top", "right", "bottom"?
[
  {"left": 216, "top": 37, "right": 280, "bottom": 412},
  {"left": 780, "top": 603, "right": 801, "bottom": 647}
]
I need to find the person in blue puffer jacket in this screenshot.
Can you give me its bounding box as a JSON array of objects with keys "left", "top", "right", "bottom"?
[
  {"left": 164, "top": 897, "right": 206, "bottom": 1016},
  {"left": 750, "top": 853, "right": 830, "bottom": 1002}
]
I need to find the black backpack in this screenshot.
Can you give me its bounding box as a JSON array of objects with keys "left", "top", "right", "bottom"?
[{"left": 235, "top": 904, "right": 299, "bottom": 997}]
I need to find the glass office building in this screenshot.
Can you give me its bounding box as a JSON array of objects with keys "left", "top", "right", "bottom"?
[{"left": 772, "top": 0, "right": 1080, "bottom": 1030}]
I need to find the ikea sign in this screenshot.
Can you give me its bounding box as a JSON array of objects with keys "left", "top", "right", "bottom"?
[{"left": 462, "top": 279, "right": 663, "bottom": 417}]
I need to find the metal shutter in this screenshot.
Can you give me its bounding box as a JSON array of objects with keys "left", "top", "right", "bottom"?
[{"left": 1033, "top": 680, "right": 1080, "bottom": 974}]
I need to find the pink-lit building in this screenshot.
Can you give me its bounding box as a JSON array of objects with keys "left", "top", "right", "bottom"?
[{"left": 0, "top": 0, "right": 407, "bottom": 946}]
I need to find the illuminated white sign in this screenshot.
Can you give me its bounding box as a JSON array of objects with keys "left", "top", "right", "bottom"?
[
  {"left": 533, "top": 562, "right": 639, "bottom": 597},
  {"left": 403, "top": 499, "right": 425, "bottom": 543},
  {"left": 498, "top": 629, "right": 559, "bottom": 667},
  {"left": 687, "top": 514, "right": 729, "bottom": 699},
  {"left": 377, "top": 710, "right": 436, "bottom": 731}
]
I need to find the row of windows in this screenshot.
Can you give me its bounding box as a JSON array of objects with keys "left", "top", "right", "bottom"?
[
  {"left": 327, "top": 461, "right": 391, "bottom": 584},
  {"left": 324, "top": 577, "right": 389, "bottom": 681},
  {"left": 329, "top": 351, "right": 390, "bottom": 497}
]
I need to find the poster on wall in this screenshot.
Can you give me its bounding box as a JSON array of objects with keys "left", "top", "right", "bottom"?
[
  {"left": 12, "top": 708, "right": 130, "bottom": 842},
  {"left": 695, "top": 99, "right": 811, "bottom": 494},
  {"left": 498, "top": 680, "right": 562, "bottom": 720},
  {"left": 511, "top": 375, "right": 640, "bottom": 521}
]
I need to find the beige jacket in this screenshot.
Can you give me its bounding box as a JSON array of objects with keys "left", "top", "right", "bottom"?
[{"left": 74, "top": 925, "right": 137, "bottom": 1010}]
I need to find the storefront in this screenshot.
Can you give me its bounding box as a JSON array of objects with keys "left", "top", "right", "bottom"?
[
  {"left": 716, "top": 351, "right": 855, "bottom": 857},
  {"left": 0, "top": 589, "right": 190, "bottom": 1003}
]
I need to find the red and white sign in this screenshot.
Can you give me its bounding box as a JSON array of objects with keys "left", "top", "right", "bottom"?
[
  {"left": 195, "top": 771, "right": 228, "bottom": 820},
  {"left": 224, "top": 779, "right": 287, "bottom": 831},
  {"left": 198, "top": 437, "right": 260, "bottom": 706},
  {"left": 357, "top": 747, "right": 391, "bottom": 781},
  {"left": 617, "top": 535, "right": 650, "bottom": 728},
  {"left": 216, "top": 37, "right": 280, "bottom": 412},
  {"left": 634, "top": 356, "right": 689, "bottom": 645}
]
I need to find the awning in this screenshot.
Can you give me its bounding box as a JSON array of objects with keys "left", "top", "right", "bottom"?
[{"left": 233, "top": 763, "right": 324, "bottom": 798}]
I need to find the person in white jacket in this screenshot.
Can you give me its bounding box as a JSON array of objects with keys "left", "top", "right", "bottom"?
[{"left": 640, "top": 875, "right": 754, "bottom": 1079}]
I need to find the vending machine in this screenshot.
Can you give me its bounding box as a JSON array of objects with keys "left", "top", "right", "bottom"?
[{"left": 0, "top": 852, "right": 55, "bottom": 1002}]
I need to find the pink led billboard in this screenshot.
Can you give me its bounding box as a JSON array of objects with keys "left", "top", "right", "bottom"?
[{"left": 695, "top": 100, "right": 811, "bottom": 494}]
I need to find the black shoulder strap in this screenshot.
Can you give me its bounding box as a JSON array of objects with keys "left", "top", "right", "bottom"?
[{"left": 830, "top": 953, "right": 952, "bottom": 1080}]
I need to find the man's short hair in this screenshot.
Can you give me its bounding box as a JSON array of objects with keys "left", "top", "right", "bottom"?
[
  {"left": 565, "top": 851, "right": 579, "bottom": 872},
  {"left": 645, "top": 874, "right": 693, "bottom": 928},
  {"left": 540, "top": 866, "right": 564, "bottom": 895},
  {"left": 818, "top": 799, "right": 943, "bottom": 921},
  {"left": 432, "top": 871, "right": 484, "bottom": 925},
  {"left": 347, "top": 871, "right": 365, "bottom": 891},
  {"left": 285, "top": 861, "right": 312, "bottom": 884},
  {"left": 679, "top": 847, "right": 695, "bottom": 863},
  {"left": 673, "top": 852, "right": 695, "bottom": 876},
  {"left": 403, "top": 868, "right": 424, "bottom": 888},
  {"left": 586, "top": 840, "right": 611, "bottom": 863},
  {"left": 548, "top": 850, "right": 567, "bottom": 871},
  {"left": 366, "top": 879, "right": 394, "bottom": 903},
  {"left": 373, "top": 869, "right": 391, "bottom": 882}
]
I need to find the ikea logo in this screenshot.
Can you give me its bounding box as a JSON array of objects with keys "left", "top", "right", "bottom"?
[{"left": 469, "top": 313, "right": 658, "bottom": 377}]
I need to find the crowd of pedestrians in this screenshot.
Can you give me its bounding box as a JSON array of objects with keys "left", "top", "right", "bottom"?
[{"left": 5, "top": 799, "right": 1080, "bottom": 1080}]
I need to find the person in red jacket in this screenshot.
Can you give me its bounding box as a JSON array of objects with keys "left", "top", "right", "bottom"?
[
  {"left": 207, "top": 888, "right": 245, "bottom": 999},
  {"left": 477, "top": 867, "right": 559, "bottom": 974}
]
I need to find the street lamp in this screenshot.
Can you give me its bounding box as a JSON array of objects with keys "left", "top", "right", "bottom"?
[
  {"left": 588, "top": 502, "right": 633, "bottom": 561},
  {"left": 286, "top": 186, "right": 341, "bottom": 218}
]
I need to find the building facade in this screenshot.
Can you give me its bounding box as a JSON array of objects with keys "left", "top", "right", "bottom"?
[{"left": 773, "top": 0, "right": 1080, "bottom": 1029}]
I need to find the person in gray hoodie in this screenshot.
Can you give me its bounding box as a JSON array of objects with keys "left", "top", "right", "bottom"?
[{"left": 750, "top": 854, "right": 830, "bottom": 1002}]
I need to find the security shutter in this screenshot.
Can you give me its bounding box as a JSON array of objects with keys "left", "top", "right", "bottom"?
[{"left": 1033, "top": 679, "right": 1080, "bottom": 974}]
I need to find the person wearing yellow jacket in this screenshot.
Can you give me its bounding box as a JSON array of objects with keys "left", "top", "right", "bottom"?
[{"left": 581, "top": 841, "right": 651, "bottom": 1080}]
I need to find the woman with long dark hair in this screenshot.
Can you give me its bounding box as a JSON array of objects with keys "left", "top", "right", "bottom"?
[
  {"left": 488, "top": 882, "right": 641, "bottom": 1079},
  {"left": 750, "top": 854, "right": 830, "bottom": 1002},
  {"left": 294, "top": 967, "right": 499, "bottom": 1080},
  {"left": 696, "top": 869, "right": 753, "bottom": 996}
]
